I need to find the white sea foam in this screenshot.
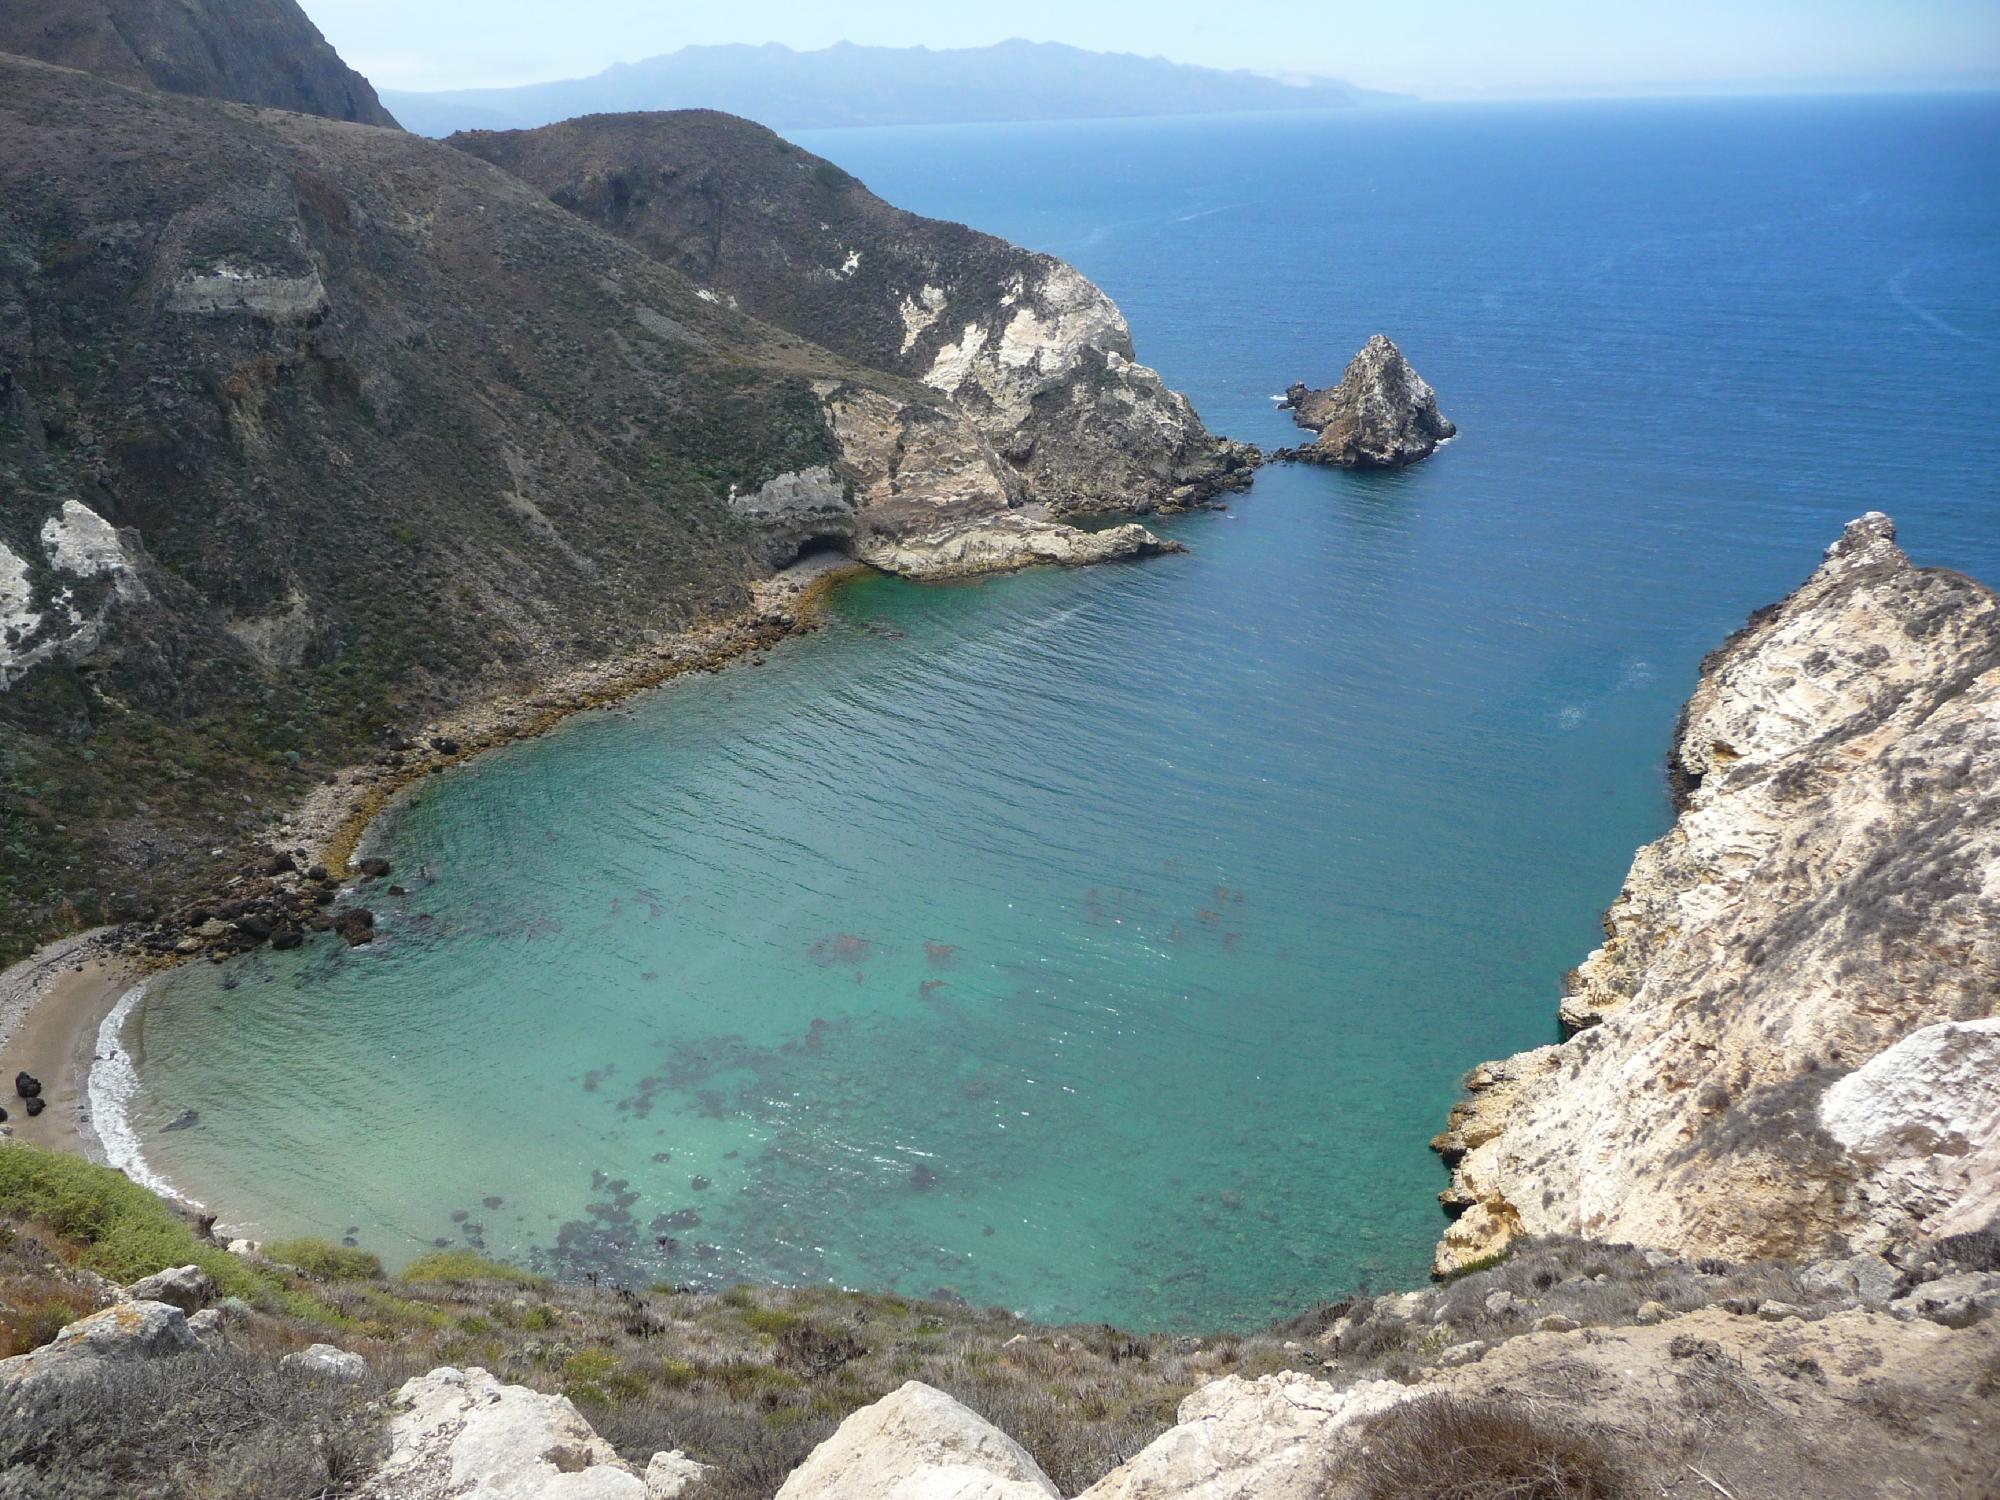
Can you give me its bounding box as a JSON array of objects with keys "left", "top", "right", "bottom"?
[{"left": 88, "top": 980, "right": 202, "bottom": 1206}]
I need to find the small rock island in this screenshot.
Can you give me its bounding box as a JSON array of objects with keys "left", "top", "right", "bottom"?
[{"left": 1278, "top": 334, "right": 1456, "bottom": 468}]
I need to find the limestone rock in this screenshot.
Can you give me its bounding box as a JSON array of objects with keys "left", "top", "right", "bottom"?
[
  {"left": 1279, "top": 336, "right": 1455, "bottom": 468},
  {"left": 773, "top": 1380, "right": 1058, "bottom": 1500},
  {"left": 282, "top": 1342, "right": 371, "bottom": 1381},
  {"left": 643, "top": 1450, "right": 709, "bottom": 1498},
  {"left": 0, "top": 1300, "right": 195, "bottom": 1384},
  {"left": 1798, "top": 1253, "right": 1902, "bottom": 1306},
  {"left": 1819, "top": 1019, "right": 2000, "bottom": 1243},
  {"left": 1077, "top": 1372, "right": 1409, "bottom": 1500},
  {"left": 361, "top": 1365, "right": 646, "bottom": 1499},
  {"left": 1434, "top": 514, "right": 2000, "bottom": 1274},
  {"left": 125, "top": 1264, "right": 216, "bottom": 1313}
]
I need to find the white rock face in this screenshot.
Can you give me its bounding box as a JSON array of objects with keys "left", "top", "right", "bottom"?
[
  {"left": 2, "top": 500, "right": 148, "bottom": 691},
  {"left": 853, "top": 515, "right": 1178, "bottom": 581},
  {"left": 0, "top": 540, "right": 43, "bottom": 685},
  {"left": 1820, "top": 1019, "right": 2000, "bottom": 1242},
  {"left": 1078, "top": 1373, "right": 1409, "bottom": 1500},
  {"left": 167, "top": 263, "right": 330, "bottom": 323},
  {"left": 41, "top": 500, "right": 134, "bottom": 589},
  {"left": 642, "top": 1450, "right": 709, "bottom": 1498},
  {"left": 361, "top": 1365, "right": 647, "bottom": 1499},
  {"left": 773, "top": 1380, "right": 1058, "bottom": 1500},
  {"left": 1434, "top": 514, "right": 2000, "bottom": 1273}
]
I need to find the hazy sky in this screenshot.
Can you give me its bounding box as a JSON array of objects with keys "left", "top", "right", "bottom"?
[{"left": 309, "top": 0, "right": 2000, "bottom": 98}]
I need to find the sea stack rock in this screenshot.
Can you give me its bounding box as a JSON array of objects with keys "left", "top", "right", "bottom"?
[{"left": 1280, "top": 335, "right": 1455, "bottom": 468}]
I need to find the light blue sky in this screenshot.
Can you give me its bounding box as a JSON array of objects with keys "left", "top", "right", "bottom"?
[{"left": 310, "top": 0, "right": 2000, "bottom": 98}]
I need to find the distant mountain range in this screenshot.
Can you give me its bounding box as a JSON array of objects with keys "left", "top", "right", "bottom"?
[{"left": 384, "top": 39, "right": 1404, "bottom": 137}]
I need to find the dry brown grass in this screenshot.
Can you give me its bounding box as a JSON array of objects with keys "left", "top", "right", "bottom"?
[{"left": 1343, "top": 1394, "right": 1635, "bottom": 1500}]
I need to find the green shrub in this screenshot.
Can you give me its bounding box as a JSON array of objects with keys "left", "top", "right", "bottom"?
[
  {"left": 265, "top": 1237, "right": 384, "bottom": 1281},
  {"left": 0, "top": 1143, "right": 267, "bottom": 1302},
  {"left": 399, "top": 1248, "right": 548, "bottom": 1289}
]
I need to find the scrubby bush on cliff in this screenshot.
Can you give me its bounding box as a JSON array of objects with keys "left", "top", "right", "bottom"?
[
  {"left": 399, "top": 1247, "right": 549, "bottom": 1288},
  {"left": 0, "top": 1145, "right": 259, "bottom": 1299},
  {"left": 1345, "top": 1394, "right": 1633, "bottom": 1499},
  {"left": 0, "top": 1343, "right": 385, "bottom": 1499},
  {"left": 264, "top": 1236, "right": 384, "bottom": 1281}
]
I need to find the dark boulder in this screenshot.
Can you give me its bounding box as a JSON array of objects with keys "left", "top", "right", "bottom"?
[
  {"left": 23, "top": 1095, "right": 45, "bottom": 1118},
  {"left": 234, "top": 912, "right": 274, "bottom": 941},
  {"left": 357, "top": 857, "right": 391, "bottom": 879},
  {"left": 264, "top": 852, "right": 297, "bottom": 876},
  {"left": 333, "top": 908, "right": 376, "bottom": 946},
  {"left": 15, "top": 1072, "right": 41, "bottom": 1099},
  {"left": 270, "top": 925, "right": 304, "bottom": 951},
  {"left": 431, "top": 737, "right": 461, "bottom": 755}
]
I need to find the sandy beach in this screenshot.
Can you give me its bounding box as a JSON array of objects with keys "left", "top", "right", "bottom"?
[
  {"left": 0, "top": 554, "right": 867, "bottom": 1183},
  {"left": 0, "top": 931, "right": 139, "bottom": 1158}
]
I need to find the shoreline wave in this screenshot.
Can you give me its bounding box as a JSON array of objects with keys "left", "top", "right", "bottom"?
[{"left": 87, "top": 979, "right": 202, "bottom": 1209}]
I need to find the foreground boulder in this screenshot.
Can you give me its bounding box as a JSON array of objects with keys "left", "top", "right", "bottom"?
[
  {"left": 0, "top": 1300, "right": 195, "bottom": 1384},
  {"left": 361, "top": 1365, "right": 653, "bottom": 1498},
  {"left": 124, "top": 1264, "right": 216, "bottom": 1314},
  {"left": 773, "top": 1380, "right": 1059, "bottom": 1499},
  {"left": 1433, "top": 513, "right": 2000, "bottom": 1273},
  {"left": 1279, "top": 336, "right": 1455, "bottom": 468},
  {"left": 1078, "top": 1373, "right": 1409, "bottom": 1500}
]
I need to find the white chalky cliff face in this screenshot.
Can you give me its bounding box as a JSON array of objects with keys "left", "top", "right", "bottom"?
[
  {"left": 0, "top": 499, "right": 145, "bottom": 690},
  {"left": 1432, "top": 513, "right": 2000, "bottom": 1273}
]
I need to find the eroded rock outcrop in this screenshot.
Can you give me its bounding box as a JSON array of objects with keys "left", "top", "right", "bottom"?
[
  {"left": 1433, "top": 513, "right": 2000, "bottom": 1274},
  {"left": 773, "top": 1380, "right": 1059, "bottom": 1500},
  {"left": 1278, "top": 336, "right": 1454, "bottom": 468},
  {"left": 1078, "top": 1373, "right": 1409, "bottom": 1500},
  {"left": 0, "top": 1299, "right": 195, "bottom": 1384},
  {"left": 361, "top": 1365, "right": 650, "bottom": 1499}
]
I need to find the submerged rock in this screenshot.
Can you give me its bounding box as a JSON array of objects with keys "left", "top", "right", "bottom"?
[{"left": 1279, "top": 335, "right": 1455, "bottom": 468}]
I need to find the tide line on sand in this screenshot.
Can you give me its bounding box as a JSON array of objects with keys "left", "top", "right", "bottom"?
[{"left": 87, "top": 979, "right": 197, "bottom": 1206}]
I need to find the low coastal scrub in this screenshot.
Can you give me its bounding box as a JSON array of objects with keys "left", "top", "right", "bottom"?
[
  {"left": 0, "top": 1343, "right": 386, "bottom": 1500},
  {"left": 264, "top": 1237, "right": 384, "bottom": 1281},
  {"left": 1345, "top": 1395, "right": 1633, "bottom": 1499},
  {"left": 0, "top": 1145, "right": 266, "bottom": 1301},
  {"left": 399, "top": 1247, "right": 549, "bottom": 1289}
]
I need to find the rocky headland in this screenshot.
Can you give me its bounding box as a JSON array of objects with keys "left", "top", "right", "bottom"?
[
  {"left": 448, "top": 111, "right": 1260, "bottom": 517},
  {"left": 1433, "top": 513, "right": 1999, "bottom": 1275},
  {"left": 1276, "top": 334, "right": 1456, "bottom": 468}
]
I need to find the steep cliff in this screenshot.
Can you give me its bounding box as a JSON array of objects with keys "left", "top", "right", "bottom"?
[
  {"left": 0, "top": 0, "right": 399, "bottom": 127},
  {"left": 1433, "top": 514, "right": 2000, "bottom": 1273},
  {"left": 450, "top": 111, "right": 1257, "bottom": 515},
  {"left": 0, "top": 56, "right": 1169, "bottom": 963}
]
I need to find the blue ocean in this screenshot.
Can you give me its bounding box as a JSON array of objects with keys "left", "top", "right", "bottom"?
[{"left": 116, "top": 95, "right": 2000, "bottom": 1330}]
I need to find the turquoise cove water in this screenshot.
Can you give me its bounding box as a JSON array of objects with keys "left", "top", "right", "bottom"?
[{"left": 117, "top": 95, "right": 2000, "bottom": 1331}]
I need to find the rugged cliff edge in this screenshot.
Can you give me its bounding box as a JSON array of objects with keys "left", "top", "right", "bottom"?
[
  {"left": 0, "top": 0, "right": 399, "bottom": 127},
  {"left": 449, "top": 112, "right": 1258, "bottom": 516},
  {"left": 1433, "top": 514, "right": 2000, "bottom": 1275},
  {"left": 1278, "top": 334, "right": 1455, "bottom": 468}
]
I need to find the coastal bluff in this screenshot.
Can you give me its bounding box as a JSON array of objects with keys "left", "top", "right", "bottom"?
[
  {"left": 1434, "top": 513, "right": 2000, "bottom": 1275},
  {"left": 1277, "top": 335, "right": 1455, "bottom": 468}
]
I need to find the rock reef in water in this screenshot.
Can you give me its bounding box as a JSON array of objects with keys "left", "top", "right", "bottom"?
[
  {"left": 1277, "top": 335, "right": 1455, "bottom": 468},
  {"left": 1433, "top": 512, "right": 2000, "bottom": 1275}
]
